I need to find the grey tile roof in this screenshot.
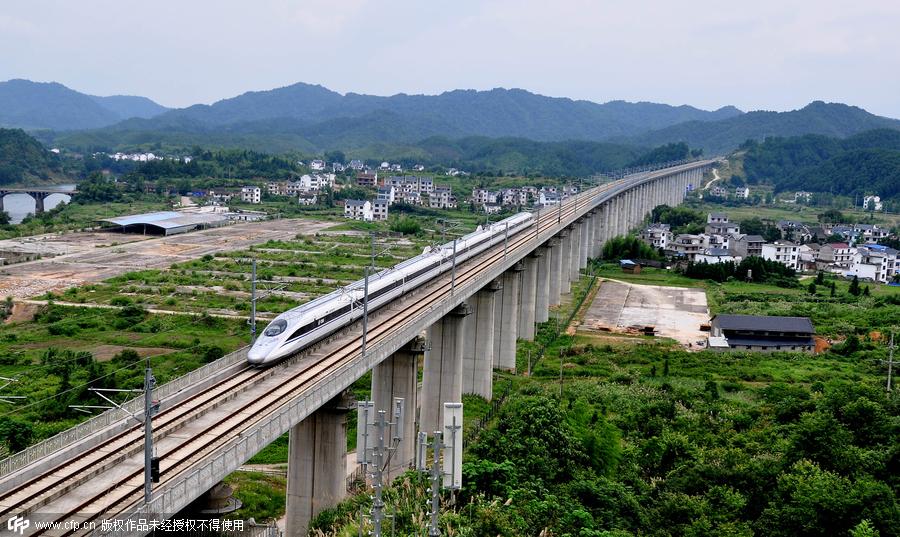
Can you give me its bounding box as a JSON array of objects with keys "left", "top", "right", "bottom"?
[{"left": 712, "top": 314, "right": 814, "bottom": 334}]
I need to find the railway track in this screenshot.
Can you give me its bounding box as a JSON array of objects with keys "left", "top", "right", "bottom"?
[{"left": 0, "top": 168, "right": 691, "bottom": 536}]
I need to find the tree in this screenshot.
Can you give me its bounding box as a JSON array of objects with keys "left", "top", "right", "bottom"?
[
  {"left": 851, "top": 520, "right": 881, "bottom": 537},
  {"left": 324, "top": 150, "right": 346, "bottom": 164},
  {"left": 818, "top": 209, "right": 845, "bottom": 223},
  {"left": 601, "top": 235, "right": 662, "bottom": 261},
  {"left": 807, "top": 282, "right": 817, "bottom": 295},
  {"left": 815, "top": 271, "right": 825, "bottom": 285},
  {"left": 863, "top": 285, "right": 870, "bottom": 296},
  {"left": 0, "top": 416, "right": 33, "bottom": 452},
  {"left": 76, "top": 172, "right": 121, "bottom": 203},
  {"left": 849, "top": 276, "right": 861, "bottom": 296},
  {"left": 0, "top": 210, "right": 10, "bottom": 225}
]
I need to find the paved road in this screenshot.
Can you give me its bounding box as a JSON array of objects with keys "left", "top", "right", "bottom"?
[{"left": 0, "top": 218, "right": 334, "bottom": 299}]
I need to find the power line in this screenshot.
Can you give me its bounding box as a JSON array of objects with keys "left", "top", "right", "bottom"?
[{"left": 0, "top": 332, "right": 240, "bottom": 419}]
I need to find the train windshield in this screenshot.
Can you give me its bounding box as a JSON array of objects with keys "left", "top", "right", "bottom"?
[{"left": 264, "top": 319, "right": 288, "bottom": 337}]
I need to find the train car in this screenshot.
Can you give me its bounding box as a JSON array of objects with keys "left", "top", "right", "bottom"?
[{"left": 247, "top": 211, "right": 534, "bottom": 365}]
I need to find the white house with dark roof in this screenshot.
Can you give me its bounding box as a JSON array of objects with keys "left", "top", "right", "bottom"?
[
  {"left": 762, "top": 241, "right": 800, "bottom": 270},
  {"left": 372, "top": 199, "right": 389, "bottom": 221},
  {"left": 343, "top": 199, "right": 373, "bottom": 221}
]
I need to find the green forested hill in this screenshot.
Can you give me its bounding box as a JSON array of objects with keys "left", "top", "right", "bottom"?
[
  {"left": 741, "top": 129, "right": 900, "bottom": 201},
  {"left": 54, "top": 83, "right": 742, "bottom": 153},
  {"left": 631, "top": 102, "right": 900, "bottom": 154},
  {"left": 0, "top": 79, "right": 168, "bottom": 131},
  {"left": 0, "top": 128, "right": 62, "bottom": 184}
]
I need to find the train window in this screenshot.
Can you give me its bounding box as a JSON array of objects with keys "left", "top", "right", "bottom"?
[{"left": 264, "top": 319, "right": 287, "bottom": 337}]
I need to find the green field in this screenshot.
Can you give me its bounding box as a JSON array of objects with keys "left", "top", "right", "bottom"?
[
  {"left": 0, "top": 304, "right": 248, "bottom": 445},
  {"left": 687, "top": 195, "right": 900, "bottom": 230}
]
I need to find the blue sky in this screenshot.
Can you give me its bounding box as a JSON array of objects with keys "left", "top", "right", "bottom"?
[{"left": 2, "top": 0, "right": 899, "bottom": 117}]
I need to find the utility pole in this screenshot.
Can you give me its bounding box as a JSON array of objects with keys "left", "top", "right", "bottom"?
[{"left": 883, "top": 331, "right": 896, "bottom": 393}]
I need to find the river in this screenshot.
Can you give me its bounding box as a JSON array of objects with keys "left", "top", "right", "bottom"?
[{"left": 2, "top": 184, "right": 76, "bottom": 224}]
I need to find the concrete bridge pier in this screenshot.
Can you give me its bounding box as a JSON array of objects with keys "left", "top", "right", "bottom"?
[
  {"left": 463, "top": 280, "right": 500, "bottom": 400},
  {"left": 371, "top": 337, "right": 425, "bottom": 479},
  {"left": 559, "top": 229, "right": 572, "bottom": 294},
  {"left": 548, "top": 236, "right": 562, "bottom": 307},
  {"left": 625, "top": 188, "right": 638, "bottom": 229},
  {"left": 494, "top": 262, "right": 523, "bottom": 371},
  {"left": 569, "top": 221, "right": 581, "bottom": 281},
  {"left": 517, "top": 252, "right": 539, "bottom": 341},
  {"left": 612, "top": 196, "right": 622, "bottom": 238},
  {"left": 578, "top": 216, "right": 590, "bottom": 269},
  {"left": 33, "top": 192, "right": 47, "bottom": 214},
  {"left": 535, "top": 243, "right": 551, "bottom": 323},
  {"left": 285, "top": 391, "right": 353, "bottom": 537},
  {"left": 421, "top": 302, "right": 472, "bottom": 433}
]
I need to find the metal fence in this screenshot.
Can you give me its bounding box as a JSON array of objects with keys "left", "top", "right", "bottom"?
[{"left": 0, "top": 347, "right": 248, "bottom": 478}]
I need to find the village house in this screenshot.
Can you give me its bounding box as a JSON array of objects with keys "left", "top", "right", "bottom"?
[
  {"left": 640, "top": 223, "right": 672, "bottom": 250},
  {"left": 240, "top": 186, "right": 261, "bottom": 204},
  {"left": 343, "top": 199, "right": 373, "bottom": 221},
  {"left": 372, "top": 199, "right": 389, "bottom": 221},
  {"left": 762, "top": 240, "right": 800, "bottom": 271}
]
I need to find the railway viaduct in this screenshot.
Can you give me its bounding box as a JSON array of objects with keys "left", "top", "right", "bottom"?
[{"left": 0, "top": 161, "right": 712, "bottom": 536}]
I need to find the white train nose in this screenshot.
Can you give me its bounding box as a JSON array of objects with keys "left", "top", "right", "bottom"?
[{"left": 247, "top": 346, "right": 269, "bottom": 364}]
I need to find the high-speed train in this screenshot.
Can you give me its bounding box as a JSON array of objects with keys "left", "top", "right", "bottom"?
[{"left": 247, "top": 212, "right": 535, "bottom": 365}]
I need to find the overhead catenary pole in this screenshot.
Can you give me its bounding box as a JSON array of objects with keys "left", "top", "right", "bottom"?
[
  {"left": 362, "top": 265, "right": 370, "bottom": 359},
  {"left": 250, "top": 258, "right": 257, "bottom": 343},
  {"left": 450, "top": 238, "right": 458, "bottom": 295},
  {"left": 504, "top": 222, "right": 509, "bottom": 258},
  {"left": 143, "top": 359, "right": 156, "bottom": 503}
]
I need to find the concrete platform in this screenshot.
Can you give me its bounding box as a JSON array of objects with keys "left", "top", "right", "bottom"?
[{"left": 581, "top": 279, "right": 709, "bottom": 346}]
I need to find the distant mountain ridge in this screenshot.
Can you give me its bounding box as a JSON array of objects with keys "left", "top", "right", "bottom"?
[
  {"left": 8, "top": 79, "right": 900, "bottom": 158},
  {"left": 101, "top": 82, "right": 744, "bottom": 144},
  {"left": 0, "top": 79, "right": 169, "bottom": 131},
  {"left": 629, "top": 101, "right": 900, "bottom": 154}
]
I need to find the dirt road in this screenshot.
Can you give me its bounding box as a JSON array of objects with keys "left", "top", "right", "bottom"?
[{"left": 0, "top": 218, "right": 334, "bottom": 299}]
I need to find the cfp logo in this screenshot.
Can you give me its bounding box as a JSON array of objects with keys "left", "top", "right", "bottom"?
[{"left": 6, "top": 516, "right": 29, "bottom": 535}]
